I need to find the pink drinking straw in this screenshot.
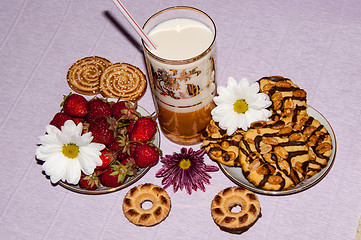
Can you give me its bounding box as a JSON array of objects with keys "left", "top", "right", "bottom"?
[{"left": 112, "top": 0, "right": 157, "bottom": 51}]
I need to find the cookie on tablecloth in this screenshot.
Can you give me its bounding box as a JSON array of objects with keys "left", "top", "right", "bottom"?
[{"left": 67, "top": 56, "right": 112, "bottom": 95}]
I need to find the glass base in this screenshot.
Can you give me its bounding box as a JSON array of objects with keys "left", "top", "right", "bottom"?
[{"left": 160, "top": 127, "right": 202, "bottom": 145}]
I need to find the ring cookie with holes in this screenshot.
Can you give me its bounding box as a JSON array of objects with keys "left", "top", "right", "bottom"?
[
  {"left": 281, "top": 114, "right": 333, "bottom": 178},
  {"left": 211, "top": 186, "right": 262, "bottom": 234},
  {"left": 201, "top": 120, "right": 245, "bottom": 167},
  {"left": 258, "top": 76, "right": 308, "bottom": 121},
  {"left": 99, "top": 63, "right": 147, "bottom": 101},
  {"left": 239, "top": 119, "right": 310, "bottom": 191},
  {"left": 67, "top": 56, "right": 112, "bottom": 95},
  {"left": 122, "top": 183, "right": 171, "bottom": 227}
]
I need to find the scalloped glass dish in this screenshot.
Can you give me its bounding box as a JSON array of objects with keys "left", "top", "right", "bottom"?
[
  {"left": 59, "top": 105, "right": 160, "bottom": 194},
  {"left": 219, "top": 106, "right": 337, "bottom": 196}
]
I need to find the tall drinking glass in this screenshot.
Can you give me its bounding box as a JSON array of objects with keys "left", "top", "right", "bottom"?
[{"left": 142, "top": 6, "right": 216, "bottom": 145}]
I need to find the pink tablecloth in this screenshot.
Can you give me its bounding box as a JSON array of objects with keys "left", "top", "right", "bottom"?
[{"left": 1, "top": 0, "right": 361, "bottom": 239}]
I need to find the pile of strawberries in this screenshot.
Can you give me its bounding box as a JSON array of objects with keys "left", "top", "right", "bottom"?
[{"left": 50, "top": 93, "right": 161, "bottom": 190}]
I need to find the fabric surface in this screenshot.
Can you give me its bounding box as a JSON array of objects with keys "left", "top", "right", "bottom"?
[{"left": 1, "top": 0, "right": 361, "bottom": 239}]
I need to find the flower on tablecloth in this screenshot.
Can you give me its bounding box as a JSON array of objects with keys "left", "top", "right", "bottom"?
[
  {"left": 35, "top": 120, "right": 105, "bottom": 185},
  {"left": 211, "top": 76, "right": 272, "bottom": 135},
  {"left": 155, "top": 147, "right": 219, "bottom": 195}
]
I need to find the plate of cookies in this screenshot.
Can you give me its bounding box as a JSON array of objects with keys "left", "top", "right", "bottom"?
[{"left": 202, "top": 76, "right": 337, "bottom": 196}]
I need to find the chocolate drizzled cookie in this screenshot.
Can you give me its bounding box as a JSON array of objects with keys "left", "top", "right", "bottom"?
[
  {"left": 239, "top": 120, "right": 310, "bottom": 191},
  {"left": 201, "top": 120, "right": 245, "bottom": 167},
  {"left": 258, "top": 76, "right": 307, "bottom": 121}
]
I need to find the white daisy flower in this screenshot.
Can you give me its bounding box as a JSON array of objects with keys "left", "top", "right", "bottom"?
[
  {"left": 35, "top": 120, "right": 105, "bottom": 185},
  {"left": 211, "top": 76, "right": 272, "bottom": 135}
]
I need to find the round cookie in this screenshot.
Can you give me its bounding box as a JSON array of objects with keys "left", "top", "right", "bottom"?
[
  {"left": 99, "top": 63, "right": 147, "bottom": 101},
  {"left": 211, "top": 186, "right": 262, "bottom": 234},
  {"left": 258, "top": 76, "right": 308, "bottom": 121},
  {"left": 67, "top": 56, "right": 111, "bottom": 95},
  {"left": 239, "top": 119, "right": 310, "bottom": 191},
  {"left": 282, "top": 114, "right": 333, "bottom": 178},
  {"left": 122, "top": 183, "right": 171, "bottom": 227},
  {"left": 201, "top": 120, "right": 245, "bottom": 167}
]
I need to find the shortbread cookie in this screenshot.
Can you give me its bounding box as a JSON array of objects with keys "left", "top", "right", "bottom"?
[
  {"left": 239, "top": 120, "right": 310, "bottom": 191},
  {"left": 201, "top": 120, "right": 245, "bottom": 167},
  {"left": 67, "top": 56, "right": 111, "bottom": 95},
  {"left": 122, "top": 183, "right": 171, "bottom": 227},
  {"left": 258, "top": 76, "right": 307, "bottom": 120},
  {"left": 211, "top": 186, "right": 262, "bottom": 234},
  {"left": 99, "top": 63, "right": 147, "bottom": 101}
]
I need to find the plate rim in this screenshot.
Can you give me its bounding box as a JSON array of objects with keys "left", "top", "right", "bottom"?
[
  {"left": 58, "top": 104, "right": 160, "bottom": 194},
  {"left": 219, "top": 105, "right": 337, "bottom": 196}
]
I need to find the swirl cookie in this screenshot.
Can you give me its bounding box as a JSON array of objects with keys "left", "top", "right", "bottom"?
[
  {"left": 99, "top": 63, "right": 147, "bottom": 101},
  {"left": 201, "top": 120, "right": 245, "bottom": 167},
  {"left": 258, "top": 76, "right": 307, "bottom": 121},
  {"left": 67, "top": 56, "right": 111, "bottom": 95},
  {"left": 239, "top": 120, "right": 310, "bottom": 191},
  {"left": 211, "top": 186, "right": 261, "bottom": 234},
  {"left": 122, "top": 183, "right": 171, "bottom": 227}
]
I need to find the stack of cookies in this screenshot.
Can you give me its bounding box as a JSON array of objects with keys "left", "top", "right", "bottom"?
[{"left": 202, "top": 76, "right": 333, "bottom": 191}]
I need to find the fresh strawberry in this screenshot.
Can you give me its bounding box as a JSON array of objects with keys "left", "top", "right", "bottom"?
[
  {"left": 129, "top": 117, "right": 157, "bottom": 142},
  {"left": 96, "top": 149, "right": 116, "bottom": 170},
  {"left": 99, "top": 161, "right": 134, "bottom": 187},
  {"left": 86, "top": 98, "right": 112, "bottom": 123},
  {"left": 79, "top": 172, "right": 100, "bottom": 190},
  {"left": 88, "top": 117, "right": 116, "bottom": 145},
  {"left": 132, "top": 143, "right": 160, "bottom": 167},
  {"left": 108, "top": 137, "right": 129, "bottom": 161},
  {"left": 126, "top": 120, "right": 136, "bottom": 134},
  {"left": 50, "top": 112, "right": 72, "bottom": 129},
  {"left": 62, "top": 93, "right": 88, "bottom": 117},
  {"left": 72, "top": 117, "right": 85, "bottom": 125},
  {"left": 121, "top": 156, "right": 139, "bottom": 175},
  {"left": 111, "top": 101, "right": 139, "bottom": 120}
]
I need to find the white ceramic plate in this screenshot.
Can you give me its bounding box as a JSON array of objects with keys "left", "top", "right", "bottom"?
[
  {"left": 59, "top": 105, "right": 160, "bottom": 194},
  {"left": 219, "top": 106, "right": 337, "bottom": 196}
]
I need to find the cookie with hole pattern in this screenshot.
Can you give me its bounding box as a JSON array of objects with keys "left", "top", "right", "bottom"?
[{"left": 211, "top": 186, "right": 262, "bottom": 234}]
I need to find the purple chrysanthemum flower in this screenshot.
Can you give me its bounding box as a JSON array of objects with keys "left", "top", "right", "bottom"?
[{"left": 155, "top": 147, "right": 219, "bottom": 195}]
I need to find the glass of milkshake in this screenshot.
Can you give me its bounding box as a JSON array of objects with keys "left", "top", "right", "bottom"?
[{"left": 142, "top": 6, "right": 216, "bottom": 145}]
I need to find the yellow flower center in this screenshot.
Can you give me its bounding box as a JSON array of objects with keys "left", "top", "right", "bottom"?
[
  {"left": 179, "top": 159, "right": 191, "bottom": 169},
  {"left": 62, "top": 143, "right": 79, "bottom": 158},
  {"left": 233, "top": 99, "right": 248, "bottom": 114}
]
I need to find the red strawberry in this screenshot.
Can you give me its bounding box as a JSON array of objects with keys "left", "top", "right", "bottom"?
[
  {"left": 50, "top": 112, "right": 72, "bottom": 129},
  {"left": 62, "top": 93, "right": 88, "bottom": 117},
  {"left": 72, "top": 117, "right": 85, "bottom": 125},
  {"left": 129, "top": 117, "right": 157, "bottom": 142},
  {"left": 88, "top": 117, "right": 116, "bottom": 145},
  {"left": 99, "top": 161, "right": 134, "bottom": 187},
  {"left": 132, "top": 143, "right": 160, "bottom": 167},
  {"left": 111, "top": 101, "right": 139, "bottom": 120},
  {"left": 79, "top": 172, "right": 100, "bottom": 190},
  {"left": 126, "top": 120, "right": 136, "bottom": 134},
  {"left": 121, "top": 156, "right": 139, "bottom": 175},
  {"left": 86, "top": 98, "right": 112, "bottom": 123},
  {"left": 108, "top": 137, "right": 129, "bottom": 161},
  {"left": 96, "top": 149, "right": 116, "bottom": 170}
]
